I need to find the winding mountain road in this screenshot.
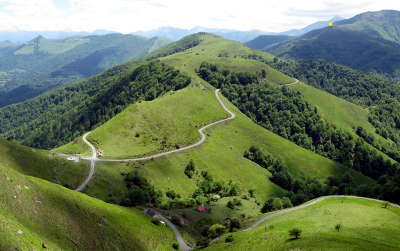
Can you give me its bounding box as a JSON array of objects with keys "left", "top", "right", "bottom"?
[
  {"left": 65, "top": 78, "right": 305, "bottom": 250},
  {"left": 244, "top": 195, "right": 399, "bottom": 231},
  {"left": 283, "top": 78, "right": 299, "bottom": 87},
  {"left": 154, "top": 214, "right": 192, "bottom": 251},
  {"left": 209, "top": 195, "right": 400, "bottom": 245},
  {"left": 64, "top": 78, "right": 399, "bottom": 250},
  {"left": 70, "top": 88, "right": 235, "bottom": 251},
  {"left": 80, "top": 89, "right": 235, "bottom": 163},
  {"left": 75, "top": 132, "right": 97, "bottom": 192}
]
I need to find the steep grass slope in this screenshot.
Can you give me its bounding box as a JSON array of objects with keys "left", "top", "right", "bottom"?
[
  {"left": 0, "top": 161, "right": 175, "bottom": 250},
  {"left": 87, "top": 86, "right": 227, "bottom": 158},
  {"left": 0, "top": 139, "right": 89, "bottom": 189},
  {"left": 206, "top": 197, "right": 400, "bottom": 251}
]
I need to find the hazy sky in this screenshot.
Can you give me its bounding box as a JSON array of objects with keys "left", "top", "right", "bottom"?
[{"left": 0, "top": 0, "right": 399, "bottom": 32}]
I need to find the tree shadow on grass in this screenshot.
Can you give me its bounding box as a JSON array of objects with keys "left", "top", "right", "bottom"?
[{"left": 285, "top": 237, "right": 301, "bottom": 242}]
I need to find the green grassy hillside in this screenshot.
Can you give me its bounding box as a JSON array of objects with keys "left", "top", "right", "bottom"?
[
  {"left": 0, "top": 139, "right": 89, "bottom": 189},
  {"left": 206, "top": 197, "right": 400, "bottom": 251},
  {"left": 87, "top": 86, "right": 227, "bottom": 158},
  {"left": 53, "top": 136, "right": 92, "bottom": 156},
  {"left": 0, "top": 160, "right": 176, "bottom": 250}
]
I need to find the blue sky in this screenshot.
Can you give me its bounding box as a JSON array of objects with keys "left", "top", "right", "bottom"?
[{"left": 0, "top": 0, "right": 399, "bottom": 32}]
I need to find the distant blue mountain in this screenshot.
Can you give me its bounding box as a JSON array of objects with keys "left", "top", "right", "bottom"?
[
  {"left": 0, "top": 30, "right": 116, "bottom": 43},
  {"left": 133, "top": 26, "right": 270, "bottom": 42},
  {"left": 280, "top": 16, "right": 344, "bottom": 36}
]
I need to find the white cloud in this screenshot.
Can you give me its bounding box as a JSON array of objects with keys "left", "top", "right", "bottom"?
[{"left": 0, "top": 0, "right": 399, "bottom": 32}]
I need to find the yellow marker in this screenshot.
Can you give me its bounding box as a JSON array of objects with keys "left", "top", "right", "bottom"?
[{"left": 329, "top": 22, "right": 333, "bottom": 27}]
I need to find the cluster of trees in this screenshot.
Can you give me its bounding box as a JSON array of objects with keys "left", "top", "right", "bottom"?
[
  {"left": 197, "top": 218, "right": 242, "bottom": 247},
  {"left": 262, "top": 57, "right": 400, "bottom": 107},
  {"left": 123, "top": 160, "right": 244, "bottom": 210},
  {"left": 261, "top": 197, "right": 292, "bottom": 213},
  {"left": 191, "top": 170, "right": 241, "bottom": 205},
  {"left": 246, "top": 145, "right": 400, "bottom": 205},
  {"left": 197, "top": 63, "right": 398, "bottom": 182},
  {"left": 226, "top": 198, "right": 242, "bottom": 209},
  {"left": 184, "top": 160, "right": 196, "bottom": 178},
  {"left": 355, "top": 126, "right": 400, "bottom": 161},
  {"left": 0, "top": 61, "right": 191, "bottom": 149},
  {"left": 368, "top": 100, "right": 400, "bottom": 159},
  {"left": 121, "top": 171, "right": 162, "bottom": 207}
]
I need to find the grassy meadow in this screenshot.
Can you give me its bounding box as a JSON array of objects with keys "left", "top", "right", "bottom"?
[{"left": 206, "top": 197, "right": 400, "bottom": 251}]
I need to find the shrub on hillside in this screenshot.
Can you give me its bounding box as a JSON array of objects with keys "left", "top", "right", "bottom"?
[
  {"left": 184, "top": 160, "right": 196, "bottom": 178},
  {"left": 208, "top": 224, "right": 226, "bottom": 238},
  {"left": 225, "top": 234, "right": 234, "bottom": 242},
  {"left": 289, "top": 228, "right": 302, "bottom": 239}
]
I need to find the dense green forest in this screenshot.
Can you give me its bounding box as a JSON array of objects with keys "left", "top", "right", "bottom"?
[
  {"left": 0, "top": 61, "right": 191, "bottom": 149},
  {"left": 197, "top": 62, "right": 399, "bottom": 203},
  {"left": 264, "top": 58, "right": 400, "bottom": 106},
  {"left": 243, "top": 54, "right": 400, "bottom": 161},
  {"left": 244, "top": 35, "right": 292, "bottom": 51},
  {"left": 245, "top": 145, "right": 399, "bottom": 206}
]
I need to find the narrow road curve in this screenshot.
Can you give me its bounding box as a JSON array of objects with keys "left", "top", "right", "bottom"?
[
  {"left": 245, "top": 195, "right": 399, "bottom": 231},
  {"left": 75, "top": 132, "right": 97, "bottom": 192},
  {"left": 154, "top": 214, "right": 192, "bottom": 251},
  {"left": 81, "top": 89, "right": 235, "bottom": 162},
  {"left": 282, "top": 78, "right": 299, "bottom": 87},
  {"left": 209, "top": 195, "right": 400, "bottom": 245}
]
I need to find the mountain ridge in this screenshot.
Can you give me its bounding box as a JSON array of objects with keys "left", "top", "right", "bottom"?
[
  {"left": 262, "top": 10, "right": 400, "bottom": 76},
  {"left": 0, "top": 33, "right": 171, "bottom": 107}
]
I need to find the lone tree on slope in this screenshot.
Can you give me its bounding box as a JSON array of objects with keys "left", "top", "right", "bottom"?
[{"left": 289, "top": 228, "right": 302, "bottom": 240}]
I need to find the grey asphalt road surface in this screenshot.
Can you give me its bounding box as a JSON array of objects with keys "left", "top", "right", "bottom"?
[
  {"left": 154, "top": 214, "right": 192, "bottom": 251},
  {"left": 75, "top": 132, "right": 97, "bottom": 192}
]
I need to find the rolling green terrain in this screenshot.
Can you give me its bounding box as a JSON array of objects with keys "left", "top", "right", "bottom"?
[
  {"left": 1, "top": 32, "right": 399, "bottom": 250},
  {"left": 82, "top": 85, "right": 371, "bottom": 203},
  {"left": 59, "top": 34, "right": 374, "bottom": 206},
  {"left": 87, "top": 86, "right": 227, "bottom": 158},
  {"left": 0, "top": 160, "right": 176, "bottom": 250},
  {"left": 0, "top": 33, "right": 171, "bottom": 107},
  {"left": 206, "top": 197, "right": 400, "bottom": 251}
]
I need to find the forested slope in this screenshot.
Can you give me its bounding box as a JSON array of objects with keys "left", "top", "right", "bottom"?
[{"left": 0, "top": 61, "right": 191, "bottom": 149}]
